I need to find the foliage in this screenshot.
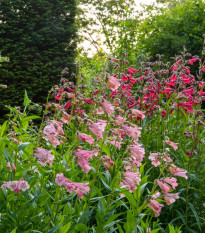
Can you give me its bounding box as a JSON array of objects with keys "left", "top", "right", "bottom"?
[
  {"left": 0, "top": 47, "right": 205, "bottom": 232},
  {"left": 136, "top": 0, "right": 205, "bottom": 62},
  {"left": 77, "top": 0, "right": 139, "bottom": 60},
  {"left": 0, "top": 0, "right": 77, "bottom": 118}
]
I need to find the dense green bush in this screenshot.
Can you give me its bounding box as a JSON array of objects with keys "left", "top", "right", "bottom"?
[
  {"left": 0, "top": 0, "right": 77, "bottom": 117},
  {"left": 136, "top": 0, "right": 205, "bottom": 62}
]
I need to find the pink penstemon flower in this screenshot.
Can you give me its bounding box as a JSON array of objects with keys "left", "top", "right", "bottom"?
[
  {"left": 103, "top": 155, "right": 114, "bottom": 172},
  {"left": 122, "top": 125, "right": 141, "bottom": 142},
  {"left": 61, "top": 111, "right": 71, "bottom": 124},
  {"left": 156, "top": 180, "right": 172, "bottom": 194},
  {"left": 147, "top": 199, "right": 164, "bottom": 217},
  {"left": 120, "top": 171, "right": 141, "bottom": 193},
  {"left": 163, "top": 177, "right": 178, "bottom": 189},
  {"left": 168, "top": 165, "right": 188, "bottom": 179},
  {"left": 78, "top": 132, "right": 95, "bottom": 145},
  {"left": 164, "top": 193, "right": 180, "bottom": 205},
  {"left": 55, "top": 173, "right": 90, "bottom": 199},
  {"left": 128, "top": 144, "right": 145, "bottom": 167},
  {"left": 89, "top": 120, "right": 107, "bottom": 139},
  {"left": 165, "top": 139, "right": 178, "bottom": 151},
  {"left": 149, "top": 153, "right": 160, "bottom": 167},
  {"left": 107, "top": 76, "right": 121, "bottom": 91},
  {"left": 1, "top": 180, "right": 30, "bottom": 194},
  {"left": 115, "top": 116, "right": 126, "bottom": 126},
  {"left": 74, "top": 149, "right": 98, "bottom": 173},
  {"left": 101, "top": 101, "right": 115, "bottom": 116},
  {"left": 34, "top": 148, "right": 54, "bottom": 166},
  {"left": 132, "top": 109, "right": 145, "bottom": 119}
]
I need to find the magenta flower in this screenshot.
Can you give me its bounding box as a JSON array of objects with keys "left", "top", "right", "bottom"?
[
  {"left": 147, "top": 200, "right": 164, "bottom": 217},
  {"left": 89, "top": 120, "right": 107, "bottom": 139},
  {"left": 78, "top": 132, "right": 94, "bottom": 144}
]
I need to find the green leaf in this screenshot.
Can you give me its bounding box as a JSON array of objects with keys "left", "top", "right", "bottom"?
[
  {"left": 75, "top": 223, "right": 88, "bottom": 232},
  {"left": 23, "top": 90, "right": 31, "bottom": 106},
  {"left": 100, "top": 177, "right": 112, "bottom": 192},
  {"left": 10, "top": 227, "right": 17, "bottom": 233},
  {"left": 21, "top": 116, "right": 40, "bottom": 123},
  {"left": 18, "top": 142, "right": 30, "bottom": 151},
  {"left": 59, "top": 222, "right": 71, "bottom": 233},
  {"left": 0, "top": 121, "right": 7, "bottom": 138},
  {"left": 3, "top": 149, "right": 10, "bottom": 162},
  {"left": 48, "top": 223, "right": 64, "bottom": 233}
]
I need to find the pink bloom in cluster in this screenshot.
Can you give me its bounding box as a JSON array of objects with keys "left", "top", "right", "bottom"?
[
  {"left": 122, "top": 125, "right": 141, "bottom": 141},
  {"left": 168, "top": 165, "right": 188, "bottom": 179},
  {"left": 164, "top": 193, "right": 179, "bottom": 205},
  {"left": 1, "top": 180, "right": 30, "bottom": 194},
  {"left": 156, "top": 180, "right": 172, "bottom": 193},
  {"left": 163, "top": 177, "right": 178, "bottom": 189},
  {"left": 132, "top": 109, "right": 145, "bottom": 119},
  {"left": 115, "top": 116, "right": 126, "bottom": 125},
  {"left": 128, "top": 143, "right": 145, "bottom": 167},
  {"left": 78, "top": 132, "right": 94, "bottom": 144},
  {"left": 43, "top": 123, "right": 60, "bottom": 147},
  {"left": 55, "top": 173, "right": 90, "bottom": 199},
  {"left": 147, "top": 200, "right": 164, "bottom": 217},
  {"left": 103, "top": 156, "right": 114, "bottom": 172},
  {"left": 188, "top": 57, "right": 198, "bottom": 65},
  {"left": 165, "top": 140, "right": 178, "bottom": 151},
  {"left": 34, "top": 148, "right": 54, "bottom": 166},
  {"left": 120, "top": 171, "right": 141, "bottom": 193},
  {"left": 61, "top": 111, "right": 71, "bottom": 124},
  {"left": 74, "top": 149, "right": 98, "bottom": 173},
  {"left": 149, "top": 153, "right": 160, "bottom": 167},
  {"left": 109, "top": 139, "right": 122, "bottom": 149},
  {"left": 89, "top": 120, "right": 107, "bottom": 139},
  {"left": 101, "top": 101, "right": 115, "bottom": 116},
  {"left": 107, "top": 76, "right": 121, "bottom": 91}
]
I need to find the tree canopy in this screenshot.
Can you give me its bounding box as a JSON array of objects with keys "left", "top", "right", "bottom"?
[{"left": 0, "top": 0, "right": 77, "bottom": 116}]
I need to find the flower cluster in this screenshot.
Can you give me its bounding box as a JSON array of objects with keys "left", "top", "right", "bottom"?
[
  {"left": 55, "top": 173, "right": 90, "bottom": 199},
  {"left": 1, "top": 180, "right": 30, "bottom": 194}
]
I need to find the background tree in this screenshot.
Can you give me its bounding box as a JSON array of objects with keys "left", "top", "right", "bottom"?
[
  {"left": 135, "top": 0, "right": 205, "bottom": 62},
  {"left": 0, "top": 0, "right": 77, "bottom": 117},
  {"left": 77, "top": 0, "right": 139, "bottom": 60}
]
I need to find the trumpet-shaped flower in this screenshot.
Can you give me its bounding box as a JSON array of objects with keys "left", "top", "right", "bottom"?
[
  {"left": 89, "top": 120, "right": 107, "bottom": 139},
  {"left": 148, "top": 200, "right": 164, "bottom": 217}
]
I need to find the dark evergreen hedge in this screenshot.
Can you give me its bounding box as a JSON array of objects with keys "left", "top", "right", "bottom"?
[{"left": 0, "top": 0, "right": 77, "bottom": 117}]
